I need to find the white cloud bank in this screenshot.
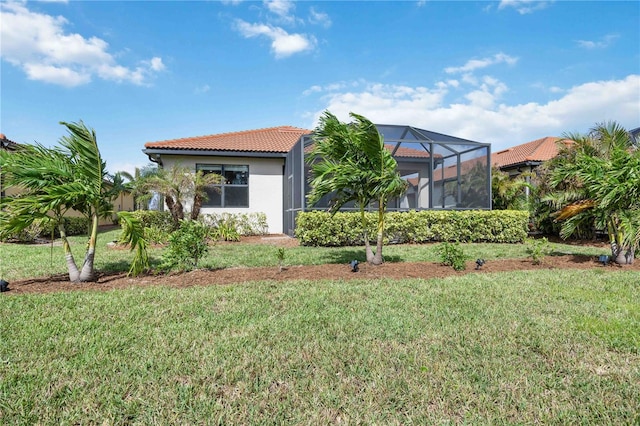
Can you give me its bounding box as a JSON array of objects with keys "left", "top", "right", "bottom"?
[
  {"left": 0, "top": 1, "right": 164, "bottom": 87},
  {"left": 306, "top": 74, "right": 640, "bottom": 151}
]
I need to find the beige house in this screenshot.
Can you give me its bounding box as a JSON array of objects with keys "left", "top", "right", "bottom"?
[{"left": 143, "top": 125, "right": 492, "bottom": 235}]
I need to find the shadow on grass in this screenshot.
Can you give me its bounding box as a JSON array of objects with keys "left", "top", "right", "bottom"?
[
  {"left": 319, "top": 247, "right": 405, "bottom": 265},
  {"left": 549, "top": 252, "right": 597, "bottom": 264}
]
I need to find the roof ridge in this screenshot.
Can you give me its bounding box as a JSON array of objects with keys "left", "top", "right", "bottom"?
[{"left": 146, "top": 125, "right": 311, "bottom": 146}]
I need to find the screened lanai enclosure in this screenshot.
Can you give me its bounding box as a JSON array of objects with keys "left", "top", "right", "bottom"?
[{"left": 283, "top": 124, "right": 491, "bottom": 236}]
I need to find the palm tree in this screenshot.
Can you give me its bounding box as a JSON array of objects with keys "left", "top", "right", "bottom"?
[
  {"left": 546, "top": 122, "right": 640, "bottom": 264},
  {"left": 307, "top": 111, "right": 407, "bottom": 265},
  {"left": 491, "top": 167, "right": 532, "bottom": 210},
  {"left": 136, "top": 164, "right": 223, "bottom": 227},
  {"left": 0, "top": 121, "right": 147, "bottom": 281}
]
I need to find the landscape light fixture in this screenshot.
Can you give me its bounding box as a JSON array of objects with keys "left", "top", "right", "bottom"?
[
  {"left": 475, "top": 259, "right": 486, "bottom": 270},
  {"left": 350, "top": 260, "right": 359, "bottom": 272},
  {"left": 0, "top": 279, "right": 9, "bottom": 293},
  {"left": 598, "top": 255, "right": 610, "bottom": 266}
]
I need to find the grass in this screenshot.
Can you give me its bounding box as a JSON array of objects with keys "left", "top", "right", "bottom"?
[
  {"left": 1, "top": 270, "right": 639, "bottom": 423},
  {"left": 1, "top": 229, "right": 638, "bottom": 423},
  {"left": 0, "top": 228, "right": 610, "bottom": 281}
]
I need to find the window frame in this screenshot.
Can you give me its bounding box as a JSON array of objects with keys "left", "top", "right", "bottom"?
[{"left": 196, "top": 163, "right": 250, "bottom": 208}]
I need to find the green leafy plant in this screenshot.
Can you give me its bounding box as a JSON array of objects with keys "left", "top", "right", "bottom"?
[
  {"left": 159, "top": 220, "right": 210, "bottom": 272},
  {"left": 276, "top": 248, "right": 286, "bottom": 272},
  {"left": 215, "top": 222, "right": 240, "bottom": 242},
  {"left": 143, "top": 225, "right": 170, "bottom": 245},
  {"left": 435, "top": 241, "right": 469, "bottom": 271},
  {"left": 526, "top": 237, "right": 551, "bottom": 265}
]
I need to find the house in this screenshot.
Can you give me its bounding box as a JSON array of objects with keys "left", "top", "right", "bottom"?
[
  {"left": 492, "top": 136, "right": 574, "bottom": 177},
  {"left": 0, "top": 133, "right": 21, "bottom": 201},
  {"left": 143, "top": 125, "right": 491, "bottom": 235}
]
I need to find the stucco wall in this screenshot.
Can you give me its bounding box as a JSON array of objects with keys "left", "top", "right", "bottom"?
[{"left": 160, "top": 155, "right": 285, "bottom": 234}]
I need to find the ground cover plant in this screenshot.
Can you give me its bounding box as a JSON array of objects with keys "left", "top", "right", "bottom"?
[{"left": 1, "top": 270, "right": 638, "bottom": 424}]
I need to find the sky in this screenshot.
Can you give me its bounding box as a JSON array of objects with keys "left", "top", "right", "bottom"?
[{"left": 1, "top": 0, "right": 639, "bottom": 175}]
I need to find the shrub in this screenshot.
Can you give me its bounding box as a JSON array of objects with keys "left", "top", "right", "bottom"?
[
  {"left": 296, "top": 210, "right": 529, "bottom": 246},
  {"left": 143, "top": 225, "right": 170, "bottom": 245},
  {"left": 526, "top": 237, "right": 551, "bottom": 265},
  {"left": 435, "top": 241, "right": 469, "bottom": 271},
  {"left": 201, "top": 212, "right": 268, "bottom": 236},
  {"left": 131, "top": 210, "right": 174, "bottom": 232},
  {"left": 159, "top": 220, "right": 211, "bottom": 272}
]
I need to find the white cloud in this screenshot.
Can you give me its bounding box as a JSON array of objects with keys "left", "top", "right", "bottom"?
[
  {"left": 195, "top": 84, "right": 211, "bottom": 94},
  {"left": 306, "top": 75, "right": 640, "bottom": 152},
  {"left": 577, "top": 33, "right": 619, "bottom": 49},
  {"left": 235, "top": 19, "right": 315, "bottom": 58},
  {"left": 0, "top": 1, "right": 164, "bottom": 87},
  {"left": 445, "top": 53, "right": 518, "bottom": 74},
  {"left": 264, "top": 0, "right": 294, "bottom": 18},
  {"left": 498, "top": 0, "right": 553, "bottom": 15},
  {"left": 309, "top": 7, "right": 332, "bottom": 28}
]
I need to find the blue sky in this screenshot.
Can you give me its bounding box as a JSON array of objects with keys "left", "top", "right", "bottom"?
[{"left": 1, "top": 0, "right": 639, "bottom": 174}]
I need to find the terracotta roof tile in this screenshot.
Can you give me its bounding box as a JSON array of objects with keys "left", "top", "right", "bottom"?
[
  {"left": 492, "top": 136, "right": 574, "bottom": 168},
  {"left": 144, "top": 126, "right": 311, "bottom": 153}
]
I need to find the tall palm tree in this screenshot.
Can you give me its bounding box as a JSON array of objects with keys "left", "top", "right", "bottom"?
[
  {"left": 0, "top": 121, "right": 144, "bottom": 281},
  {"left": 546, "top": 122, "right": 640, "bottom": 264},
  {"left": 307, "top": 111, "right": 407, "bottom": 265}
]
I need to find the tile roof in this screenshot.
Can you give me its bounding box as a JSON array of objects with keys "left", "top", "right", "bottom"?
[
  {"left": 144, "top": 126, "right": 311, "bottom": 153},
  {"left": 0, "top": 133, "right": 19, "bottom": 151},
  {"left": 492, "top": 136, "right": 574, "bottom": 169}
]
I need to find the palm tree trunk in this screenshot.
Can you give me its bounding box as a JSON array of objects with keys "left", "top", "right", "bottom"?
[
  {"left": 371, "top": 199, "right": 385, "bottom": 265},
  {"left": 59, "top": 222, "right": 81, "bottom": 282},
  {"left": 609, "top": 217, "right": 634, "bottom": 265},
  {"left": 78, "top": 214, "right": 99, "bottom": 282},
  {"left": 361, "top": 205, "right": 374, "bottom": 263},
  {"left": 191, "top": 193, "right": 202, "bottom": 221}
]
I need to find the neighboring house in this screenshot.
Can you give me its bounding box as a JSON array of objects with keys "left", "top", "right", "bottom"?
[
  {"left": 143, "top": 125, "right": 491, "bottom": 235},
  {"left": 0, "top": 133, "right": 21, "bottom": 201},
  {"left": 492, "top": 136, "right": 574, "bottom": 198},
  {"left": 492, "top": 136, "right": 574, "bottom": 176}
]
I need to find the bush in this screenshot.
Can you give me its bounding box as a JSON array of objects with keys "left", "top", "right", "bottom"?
[
  {"left": 201, "top": 212, "right": 268, "bottom": 236},
  {"left": 130, "top": 210, "right": 174, "bottom": 233},
  {"left": 296, "top": 210, "right": 529, "bottom": 247},
  {"left": 435, "top": 241, "right": 469, "bottom": 271},
  {"left": 159, "top": 220, "right": 211, "bottom": 272},
  {"left": 526, "top": 237, "right": 551, "bottom": 265}
]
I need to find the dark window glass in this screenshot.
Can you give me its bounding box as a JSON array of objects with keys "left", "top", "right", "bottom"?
[{"left": 197, "top": 164, "right": 249, "bottom": 208}]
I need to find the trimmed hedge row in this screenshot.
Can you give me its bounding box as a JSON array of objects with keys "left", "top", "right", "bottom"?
[{"left": 295, "top": 210, "right": 529, "bottom": 246}]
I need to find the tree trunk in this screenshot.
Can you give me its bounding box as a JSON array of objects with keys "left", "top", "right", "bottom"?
[
  {"left": 165, "top": 195, "right": 183, "bottom": 228},
  {"left": 370, "top": 200, "right": 385, "bottom": 265},
  {"left": 360, "top": 206, "right": 374, "bottom": 263},
  {"left": 78, "top": 214, "right": 99, "bottom": 282},
  {"left": 611, "top": 242, "right": 635, "bottom": 265},
  {"left": 191, "top": 193, "right": 202, "bottom": 221},
  {"left": 59, "top": 222, "right": 80, "bottom": 282}
]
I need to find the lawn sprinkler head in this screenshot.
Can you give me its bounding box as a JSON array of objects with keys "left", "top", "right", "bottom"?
[
  {"left": 598, "top": 255, "right": 610, "bottom": 266},
  {"left": 0, "top": 279, "right": 9, "bottom": 293},
  {"left": 475, "top": 259, "right": 486, "bottom": 270},
  {"left": 350, "top": 260, "right": 359, "bottom": 272}
]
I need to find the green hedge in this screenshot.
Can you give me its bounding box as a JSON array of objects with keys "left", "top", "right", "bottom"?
[
  {"left": 129, "top": 210, "right": 174, "bottom": 232},
  {"left": 40, "top": 217, "right": 91, "bottom": 238},
  {"left": 296, "top": 210, "right": 529, "bottom": 246}
]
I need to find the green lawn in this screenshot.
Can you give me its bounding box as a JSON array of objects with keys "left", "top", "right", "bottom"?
[
  {"left": 1, "top": 230, "right": 638, "bottom": 423},
  {"left": 0, "top": 228, "right": 610, "bottom": 281}
]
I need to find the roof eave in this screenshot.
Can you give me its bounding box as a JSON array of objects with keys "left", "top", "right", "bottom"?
[{"left": 142, "top": 148, "right": 289, "bottom": 159}]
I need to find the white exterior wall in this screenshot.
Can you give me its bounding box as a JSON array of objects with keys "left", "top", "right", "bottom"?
[{"left": 159, "top": 155, "right": 285, "bottom": 234}]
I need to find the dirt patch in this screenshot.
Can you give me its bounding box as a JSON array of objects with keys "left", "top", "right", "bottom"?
[{"left": 5, "top": 251, "right": 638, "bottom": 296}]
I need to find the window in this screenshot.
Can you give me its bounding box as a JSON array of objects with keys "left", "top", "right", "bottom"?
[{"left": 197, "top": 164, "right": 249, "bottom": 207}]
